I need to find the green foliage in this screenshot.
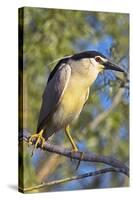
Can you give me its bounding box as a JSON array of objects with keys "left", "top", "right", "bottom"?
[{"left": 19, "top": 7, "right": 129, "bottom": 191}]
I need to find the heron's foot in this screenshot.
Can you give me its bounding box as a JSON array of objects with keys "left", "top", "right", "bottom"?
[
  {"left": 70, "top": 146, "right": 79, "bottom": 160},
  {"left": 75, "top": 151, "right": 84, "bottom": 170},
  {"left": 71, "top": 146, "right": 79, "bottom": 153},
  {"left": 28, "top": 130, "right": 45, "bottom": 156},
  {"left": 70, "top": 146, "right": 84, "bottom": 170}
]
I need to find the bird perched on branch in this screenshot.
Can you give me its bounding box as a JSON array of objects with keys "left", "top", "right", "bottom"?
[{"left": 29, "top": 51, "right": 125, "bottom": 155}]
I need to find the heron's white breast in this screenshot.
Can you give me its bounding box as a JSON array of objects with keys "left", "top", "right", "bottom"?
[{"left": 51, "top": 73, "right": 90, "bottom": 130}]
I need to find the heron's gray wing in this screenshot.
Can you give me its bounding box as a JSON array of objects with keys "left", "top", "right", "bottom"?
[{"left": 37, "top": 63, "right": 71, "bottom": 132}]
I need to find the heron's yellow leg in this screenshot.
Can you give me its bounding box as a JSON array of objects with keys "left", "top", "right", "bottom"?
[
  {"left": 28, "top": 129, "right": 45, "bottom": 155},
  {"left": 65, "top": 125, "right": 78, "bottom": 152},
  {"left": 65, "top": 125, "right": 84, "bottom": 170}
]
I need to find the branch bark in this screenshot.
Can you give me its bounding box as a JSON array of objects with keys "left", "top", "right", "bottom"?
[
  {"left": 19, "top": 167, "right": 126, "bottom": 192},
  {"left": 20, "top": 133, "right": 129, "bottom": 177}
]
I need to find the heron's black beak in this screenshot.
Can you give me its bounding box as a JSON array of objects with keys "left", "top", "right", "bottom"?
[{"left": 104, "top": 61, "right": 125, "bottom": 72}]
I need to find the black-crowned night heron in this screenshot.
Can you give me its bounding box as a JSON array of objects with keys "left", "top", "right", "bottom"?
[{"left": 29, "top": 51, "right": 124, "bottom": 153}]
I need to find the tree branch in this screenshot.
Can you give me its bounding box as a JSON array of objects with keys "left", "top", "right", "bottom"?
[
  {"left": 89, "top": 88, "right": 125, "bottom": 130},
  {"left": 20, "top": 133, "right": 129, "bottom": 177},
  {"left": 19, "top": 167, "right": 126, "bottom": 192}
]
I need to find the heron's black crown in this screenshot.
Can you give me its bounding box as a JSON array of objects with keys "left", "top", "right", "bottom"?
[
  {"left": 47, "top": 51, "right": 107, "bottom": 83},
  {"left": 71, "top": 51, "right": 107, "bottom": 60}
]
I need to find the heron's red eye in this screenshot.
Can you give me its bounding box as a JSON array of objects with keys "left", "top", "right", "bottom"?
[{"left": 95, "top": 56, "right": 101, "bottom": 62}]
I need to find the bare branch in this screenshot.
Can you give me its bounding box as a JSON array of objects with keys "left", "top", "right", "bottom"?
[
  {"left": 19, "top": 167, "right": 126, "bottom": 192},
  {"left": 89, "top": 88, "right": 125, "bottom": 130},
  {"left": 20, "top": 133, "right": 129, "bottom": 177}
]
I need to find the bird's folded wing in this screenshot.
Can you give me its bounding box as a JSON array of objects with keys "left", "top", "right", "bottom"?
[{"left": 37, "top": 63, "right": 71, "bottom": 132}]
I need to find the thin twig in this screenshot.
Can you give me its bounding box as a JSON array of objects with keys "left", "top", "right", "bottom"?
[{"left": 19, "top": 167, "right": 125, "bottom": 192}]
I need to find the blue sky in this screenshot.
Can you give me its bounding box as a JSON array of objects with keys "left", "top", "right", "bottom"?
[{"left": 87, "top": 35, "right": 113, "bottom": 57}]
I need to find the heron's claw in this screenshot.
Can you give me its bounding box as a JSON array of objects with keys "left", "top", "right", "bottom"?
[
  {"left": 69, "top": 147, "right": 84, "bottom": 170},
  {"left": 75, "top": 151, "right": 84, "bottom": 170},
  {"left": 70, "top": 146, "right": 79, "bottom": 161},
  {"left": 28, "top": 130, "right": 45, "bottom": 156}
]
